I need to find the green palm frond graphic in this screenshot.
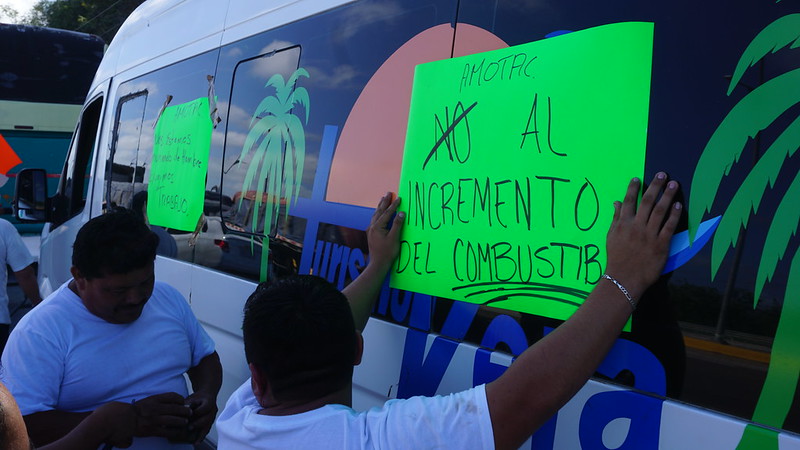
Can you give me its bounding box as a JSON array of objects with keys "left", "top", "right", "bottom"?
[
  {"left": 688, "top": 67, "right": 800, "bottom": 245},
  {"left": 240, "top": 115, "right": 280, "bottom": 232},
  {"left": 710, "top": 115, "right": 800, "bottom": 280},
  {"left": 755, "top": 172, "right": 800, "bottom": 304},
  {"left": 239, "top": 68, "right": 310, "bottom": 281},
  {"left": 751, "top": 246, "right": 800, "bottom": 429},
  {"left": 689, "top": 13, "right": 800, "bottom": 448},
  {"left": 728, "top": 13, "right": 800, "bottom": 96}
]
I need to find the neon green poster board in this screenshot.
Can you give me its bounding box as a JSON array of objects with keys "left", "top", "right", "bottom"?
[
  {"left": 390, "top": 22, "right": 653, "bottom": 323},
  {"left": 147, "top": 97, "right": 213, "bottom": 231}
]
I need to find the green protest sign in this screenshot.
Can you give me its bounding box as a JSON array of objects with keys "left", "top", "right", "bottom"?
[
  {"left": 147, "top": 97, "right": 213, "bottom": 231},
  {"left": 390, "top": 22, "right": 653, "bottom": 324}
]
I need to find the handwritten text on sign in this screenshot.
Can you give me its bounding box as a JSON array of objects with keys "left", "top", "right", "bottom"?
[
  {"left": 147, "top": 97, "right": 213, "bottom": 231},
  {"left": 390, "top": 22, "right": 654, "bottom": 323}
]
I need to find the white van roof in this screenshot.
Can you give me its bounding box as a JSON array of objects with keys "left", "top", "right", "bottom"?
[{"left": 92, "top": 0, "right": 353, "bottom": 90}]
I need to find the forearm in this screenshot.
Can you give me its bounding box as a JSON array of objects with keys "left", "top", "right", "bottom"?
[
  {"left": 41, "top": 417, "right": 109, "bottom": 450},
  {"left": 39, "top": 402, "right": 138, "bottom": 450},
  {"left": 486, "top": 173, "right": 681, "bottom": 450},
  {"left": 15, "top": 265, "right": 42, "bottom": 305},
  {"left": 188, "top": 352, "right": 222, "bottom": 397},
  {"left": 343, "top": 260, "right": 391, "bottom": 331},
  {"left": 344, "top": 193, "right": 403, "bottom": 331},
  {"left": 24, "top": 410, "right": 92, "bottom": 447},
  {"left": 487, "top": 281, "right": 637, "bottom": 450}
]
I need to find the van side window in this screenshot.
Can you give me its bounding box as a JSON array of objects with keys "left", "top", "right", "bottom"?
[
  {"left": 220, "top": 46, "right": 302, "bottom": 239},
  {"left": 107, "top": 92, "right": 148, "bottom": 209},
  {"left": 52, "top": 96, "right": 103, "bottom": 229},
  {"left": 104, "top": 50, "right": 219, "bottom": 264}
]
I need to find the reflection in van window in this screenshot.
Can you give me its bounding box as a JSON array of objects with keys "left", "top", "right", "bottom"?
[
  {"left": 103, "top": 50, "right": 219, "bottom": 267},
  {"left": 107, "top": 92, "right": 147, "bottom": 210},
  {"left": 221, "top": 46, "right": 302, "bottom": 239}
]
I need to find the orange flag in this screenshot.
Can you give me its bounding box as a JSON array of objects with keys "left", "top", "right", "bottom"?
[{"left": 0, "top": 133, "right": 22, "bottom": 175}]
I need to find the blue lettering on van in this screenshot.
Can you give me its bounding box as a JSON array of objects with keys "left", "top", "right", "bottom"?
[
  {"left": 593, "top": 335, "right": 667, "bottom": 395},
  {"left": 309, "top": 239, "right": 366, "bottom": 290},
  {"left": 375, "top": 280, "right": 433, "bottom": 328},
  {"left": 398, "top": 330, "right": 461, "bottom": 397},
  {"left": 473, "top": 314, "right": 528, "bottom": 385},
  {"left": 397, "top": 301, "right": 479, "bottom": 398},
  {"left": 531, "top": 417, "right": 558, "bottom": 450},
  {"left": 579, "top": 391, "right": 662, "bottom": 449}
]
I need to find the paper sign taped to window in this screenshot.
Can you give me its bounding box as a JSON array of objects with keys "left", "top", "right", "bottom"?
[
  {"left": 390, "top": 22, "right": 653, "bottom": 324},
  {"left": 147, "top": 97, "right": 212, "bottom": 231}
]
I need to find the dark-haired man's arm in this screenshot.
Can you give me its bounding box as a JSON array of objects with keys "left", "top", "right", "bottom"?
[
  {"left": 23, "top": 410, "right": 92, "bottom": 447},
  {"left": 24, "top": 394, "right": 192, "bottom": 447},
  {"left": 3, "top": 382, "right": 137, "bottom": 450},
  {"left": 486, "top": 173, "right": 682, "bottom": 450},
  {"left": 343, "top": 193, "right": 405, "bottom": 331},
  {"left": 39, "top": 402, "right": 137, "bottom": 450},
  {"left": 2, "top": 383, "right": 136, "bottom": 450},
  {"left": 15, "top": 264, "right": 42, "bottom": 306}
]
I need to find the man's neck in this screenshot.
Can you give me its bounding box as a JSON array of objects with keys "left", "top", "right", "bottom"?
[{"left": 258, "top": 385, "right": 352, "bottom": 416}]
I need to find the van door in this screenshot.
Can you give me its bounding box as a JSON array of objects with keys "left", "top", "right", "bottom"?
[{"left": 38, "top": 82, "right": 109, "bottom": 296}]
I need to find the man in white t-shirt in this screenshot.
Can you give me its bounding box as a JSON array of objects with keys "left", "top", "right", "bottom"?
[
  {"left": 0, "top": 218, "right": 41, "bottom": 355},
  {"left": 217, "top": 173, "right": 682, "bottom": 449},
  {"left": 1, "top": 209, "right": 222, "bottom": 449}
]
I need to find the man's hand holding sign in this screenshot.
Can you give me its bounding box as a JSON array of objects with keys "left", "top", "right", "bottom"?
[{"left": 486, "top": 173, "right": 681, "bottom": 450}]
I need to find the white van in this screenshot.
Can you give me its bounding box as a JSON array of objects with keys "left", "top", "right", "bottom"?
[{"left": 15, "top": 0, "right": 800, "bottom": 448}]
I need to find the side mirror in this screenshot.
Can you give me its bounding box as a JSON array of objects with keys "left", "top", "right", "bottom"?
[{"left": 14, "top": 168, "right": 48, "bottom": 222}]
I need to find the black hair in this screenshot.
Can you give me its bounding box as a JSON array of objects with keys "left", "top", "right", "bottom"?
[
  {"left": 130, "top": 190, "right": 148, "bottom": 223},
  {"left": 72, "top": 209, "right": 159, "bottom": 279},
  {"left": 243, "top": 275, "right": 357, "bottom": 402}
]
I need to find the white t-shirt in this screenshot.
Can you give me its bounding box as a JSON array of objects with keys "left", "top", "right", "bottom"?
[
  {"left": 0, "top": 219, "right": 34, "bottom": 324},
  {"left": 1, "top": 280, "right": 215, "bottom": 449},
  {"left": 216, "top": 379, "right": 495, "bottom": 450}
]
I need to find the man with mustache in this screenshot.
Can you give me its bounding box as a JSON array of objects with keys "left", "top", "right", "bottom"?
[{"left": 1, "top": 209, "right": 221, "bottom": 449}]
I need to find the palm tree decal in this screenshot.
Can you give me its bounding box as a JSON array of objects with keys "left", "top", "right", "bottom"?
[
  {"left": 688, "top": 13, "right": 800, "bottom": 449},
  {"left": 238, "top": 68, "right": 310, "bottom": 281}
]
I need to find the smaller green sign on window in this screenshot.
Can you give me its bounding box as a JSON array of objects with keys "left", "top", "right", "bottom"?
[{"left": 147, "top": 97, "right": 213, "bottom": 231}]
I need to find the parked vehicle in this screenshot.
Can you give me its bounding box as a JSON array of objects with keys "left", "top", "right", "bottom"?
[
  {"left": 0, "top": 24, "right": 104, "bottom": 238},
  {"left": 14, "top": 0, "right": 800, "bottom": 447}
]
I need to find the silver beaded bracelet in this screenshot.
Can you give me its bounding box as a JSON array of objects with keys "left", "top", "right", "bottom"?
[{"left": 601, "top": 273, "right": 636, "bottom": 312}]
